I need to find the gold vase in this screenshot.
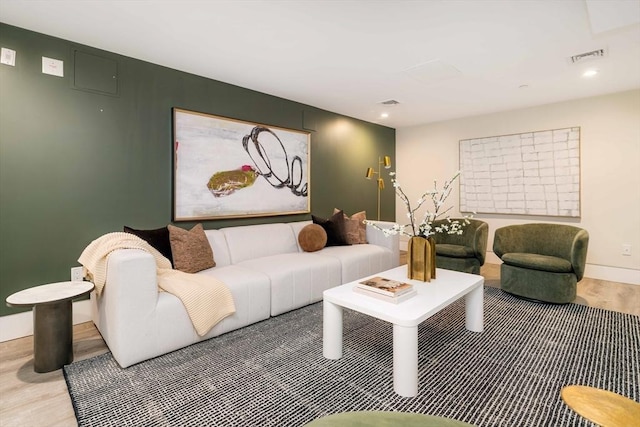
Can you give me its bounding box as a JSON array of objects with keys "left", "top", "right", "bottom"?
[{"left": 407, "top": 236, "right": 436, "bottom": 282}]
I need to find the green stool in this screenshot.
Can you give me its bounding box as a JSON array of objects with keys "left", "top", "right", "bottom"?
[{"left": 303, "top": 411, "right": 475, "bottom": 426}]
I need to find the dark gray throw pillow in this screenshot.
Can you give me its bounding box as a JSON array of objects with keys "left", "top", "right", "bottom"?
[
  {"left": 124, "top": 225, "right": 174, "bottom": 267},
  {"left": 312, "top": 210, "right": 351, "bottom": 247}
]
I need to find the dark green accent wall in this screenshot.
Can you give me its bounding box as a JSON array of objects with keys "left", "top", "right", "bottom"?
[{"left": 0, "top": 23, "right": 395, "bottom": 317}]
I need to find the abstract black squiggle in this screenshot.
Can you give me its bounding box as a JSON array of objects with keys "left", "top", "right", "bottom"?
[{"left": 242, "top": 126, "right": 308, "bottom": 197}]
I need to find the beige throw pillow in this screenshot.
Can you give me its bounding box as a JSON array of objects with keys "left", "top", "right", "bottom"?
[
  {"left": 333, "top": 209, "right": 367, "bottom": 244},
  {"left": 167, "top": 224, "right": 216, "bottom": 273}
]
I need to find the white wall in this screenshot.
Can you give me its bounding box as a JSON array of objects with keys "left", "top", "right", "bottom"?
[
  {"left": 0, "top": 300, "right": 92, "bottom": 342},
  {"left": 396, "top": 89, "right": 640, "bottom": 285}
]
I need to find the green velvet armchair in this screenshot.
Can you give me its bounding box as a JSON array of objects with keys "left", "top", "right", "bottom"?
[
  {"left": 493, "top": 224, "right": 589, "bottom": 304},
  {"left": 432, "top": 219, "right": 488, "bottom": 275}
]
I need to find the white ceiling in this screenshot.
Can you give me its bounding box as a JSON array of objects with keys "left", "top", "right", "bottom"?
[{"left": 1, "top": 0, "right": 639, "bottom": 128}]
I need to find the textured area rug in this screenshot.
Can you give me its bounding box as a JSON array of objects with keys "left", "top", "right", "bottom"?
[{"left": 64, "top": 287, "right": 639, "bottom": 427}]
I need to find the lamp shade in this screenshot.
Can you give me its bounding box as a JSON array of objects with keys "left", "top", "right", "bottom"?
[
  {"left": 383, "top": 155, "right": 391, "bottom": 169},
  {"left": 365, "top": 167, "right": 374, "bottom": 179},
  {"left": 364, "top": 154, "right": 391, "bottom": 221}
]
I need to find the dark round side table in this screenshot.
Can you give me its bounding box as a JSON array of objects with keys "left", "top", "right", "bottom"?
[{"left": 6, "top": 281, "right": 94, "bottom": 373}]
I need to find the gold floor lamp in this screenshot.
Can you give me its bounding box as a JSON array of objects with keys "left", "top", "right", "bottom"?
[{"left": 365, "top": 155, "right": 392, "bottom": 220}]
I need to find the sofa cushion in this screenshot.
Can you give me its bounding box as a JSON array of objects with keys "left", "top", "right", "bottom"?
[
  {"left": 222, "top": 223, "right": 299, "bottom": 264},
  {"left": 298, "top": 224, "right": 327, "bottom": 252},
  {"left": 197, "top": 265, "right": 271, "bottom": 338},
  {"left": 435, "top": 243, "right": 475, "bottom": 258},
  {"left": 168, "top": 224, "right": 216, "bottom": 273},
  {"left": 317, "top": 244, "right": 393, "bottom": 283},
  {"left": 123, "top": 225, "right": 174, "bottom": 266},
  {"left": 289, "top": 220, "right": 312, "bottom": 252},
  {"left": 237, "top": 253, "right": 342, "bottom": 316},
  {"left": 502, "top": 252, "right": 573, "bottom": 273},
  {"left": 334, "top": 209, "right": 367, "bottom": 244},
  {"left": 204, "top": 229, "right": 232, "bottom": 267},
  {"left": 312, "top": 210, "right": 350, "bottom": 247}
]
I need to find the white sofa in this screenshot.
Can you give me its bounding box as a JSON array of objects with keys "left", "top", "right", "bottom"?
[{"left": 91, "top": 220, "right": 399, "bottom": 368}]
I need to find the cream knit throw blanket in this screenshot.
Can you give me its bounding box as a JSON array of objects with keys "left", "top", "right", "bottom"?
[{"left": 78, "top": 232, "right": 236, "bottom": 336}]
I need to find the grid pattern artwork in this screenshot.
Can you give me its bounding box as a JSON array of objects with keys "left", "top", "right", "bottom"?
[{"left": 459, "top": 127, "right": 580, "bottom": 217}]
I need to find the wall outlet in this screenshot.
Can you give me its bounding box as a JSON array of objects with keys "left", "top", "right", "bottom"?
[
  {"left": 622, "top": 244, "right": 632, "bottom": 256},
  {"left": 71, "top": 266, "right": 84, "bottom": 282}
]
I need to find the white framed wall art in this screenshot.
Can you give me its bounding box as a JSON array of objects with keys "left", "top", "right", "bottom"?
[{"left": 459, "top": 127, "right": 580, "bottom": 217}]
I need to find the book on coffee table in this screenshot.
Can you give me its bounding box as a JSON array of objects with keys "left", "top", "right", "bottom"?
[
  {"left": 356, "top": 276, "right": 413, "bottom": 297},
  {"left": 354, "top": 287, "right": 417, "bottom": 304}
]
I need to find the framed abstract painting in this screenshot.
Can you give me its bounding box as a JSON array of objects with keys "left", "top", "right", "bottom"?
[{"left": 172, "top": 108, "right": 310, "bottom": 220}]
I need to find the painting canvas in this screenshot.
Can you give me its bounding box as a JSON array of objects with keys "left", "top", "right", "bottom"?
[
  {"left": 173, "top": 108, "right": 310, "bottom": 220},
  {"left": 459, "top": 127, "right": 580, "bottom": 217}
]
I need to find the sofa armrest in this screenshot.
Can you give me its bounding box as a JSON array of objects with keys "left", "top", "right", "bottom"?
[
  {"left": 91, "top": 249, "right": 159, "bottom": 367},
  {"left": 366, "top": 221, "right": 400, "bottom": 267},
  {"left": 493, "top": 226, "right": 518, "bottom": 259},
  {"left": 473, "top": 222, "right": 489, "bottom": 265},
  {"left": 571, "top": 229, "right": 589, "bottom": 281}
]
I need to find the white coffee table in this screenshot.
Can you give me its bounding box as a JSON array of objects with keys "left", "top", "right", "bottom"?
[{"left": 323, "top": 266, "right": 484, "bottom": 397}]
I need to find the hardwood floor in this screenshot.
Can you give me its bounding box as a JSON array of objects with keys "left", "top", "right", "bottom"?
[
  {"left": 478, "top": 263, "right": 640, "bottom": 316},
  {"left": 0, "top": 322, "right": 108, "bottom": 427},
  {"left": 1, "top": 262, "right": 638, "bottom": 426}
]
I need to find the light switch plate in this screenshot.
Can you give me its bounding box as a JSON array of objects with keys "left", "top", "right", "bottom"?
[
  {"left": 1, "top": 48, "right": 16, "bottom": 66},
  {"left": 42, "top": 56, "right": 64, "bottom": 77}
]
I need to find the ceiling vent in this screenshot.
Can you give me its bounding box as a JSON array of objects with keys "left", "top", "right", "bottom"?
[
  {"left": 569, "top": 48, "right": 607, "bottom": 64},
  {"left": 380, "top": 99, "right": 400, "bottom": 105}
]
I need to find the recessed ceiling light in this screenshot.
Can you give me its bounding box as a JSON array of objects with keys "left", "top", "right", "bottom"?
[
  {"left": 380, "top": 112, "right": 389, "bottom": 118},
  {"left": 583, "top": 69, "right": 599, "bottom": 77}
]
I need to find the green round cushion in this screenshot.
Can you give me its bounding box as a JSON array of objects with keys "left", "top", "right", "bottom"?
[{"left": 303, "top": 411, "right": 475, "bottom": 427}]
